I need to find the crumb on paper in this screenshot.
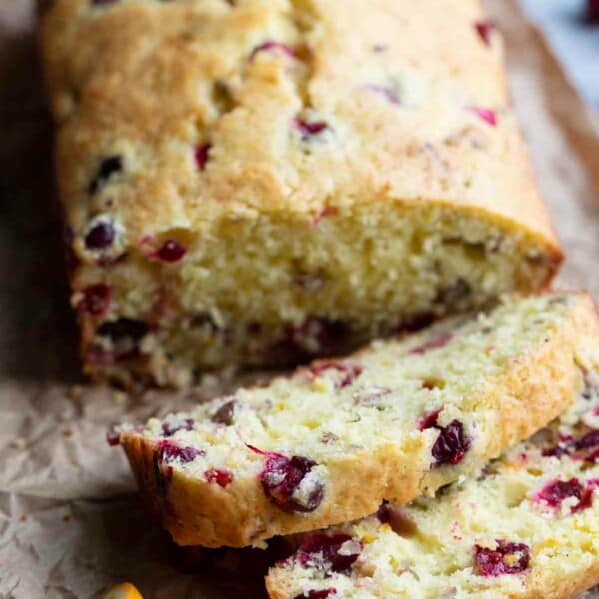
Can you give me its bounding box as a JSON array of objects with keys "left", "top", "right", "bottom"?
[
  {"left": 200, "top": 373, "right": 219, "bottom": 388},
  {"left": 69, "top": 385, "right": 83, "bottom": 401},
  {"left": 63, "top": 427, "right": 73, "bottom": 437},
  {"left": 251, "top": 539, "right": 268, "bottom": 550},
  {"left": 19, "top": 514, "right": 27, "bottom": 522},
  {"left": 13, "top": 437, "right": 27, "bottom": 450},
  {"left": 113, "top": 390, "right": 128, "bottom": 405}
]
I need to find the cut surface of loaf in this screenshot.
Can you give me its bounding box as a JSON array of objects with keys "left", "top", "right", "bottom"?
[
  {"left": 266, "top": 345, "right": 599, "bottom": 599},
  {"left": 40, "top": 0, "right": 562, "bottom": 387},
  {"left": 117, "top": 293, "right": 593, "bottom": 548}
]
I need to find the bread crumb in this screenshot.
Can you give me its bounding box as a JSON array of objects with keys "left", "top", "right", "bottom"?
[
  {"left": 13, "top": 437, "right": 27, "bottom": 450},
  {"left": 113, "top": 391, "right": 128, "bottom": 405},
  {"left": 69, "top": 385, "right": 83, "bottom": 401}
]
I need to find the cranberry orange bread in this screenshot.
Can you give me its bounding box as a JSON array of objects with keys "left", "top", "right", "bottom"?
[
  {"left": 116, "top": 293, "right": 594, "bottom": 548},
  {"left": 40, "top": 0, "right": 562, "bottom": 387},
  {"left": 266, "top": 354, "right": 599, "bottom": 598}
]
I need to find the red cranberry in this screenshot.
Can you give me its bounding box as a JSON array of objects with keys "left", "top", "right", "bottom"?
[
  {"left": 315, "top": 206, "right": 338, "bottom": 222},
  {"left": 85, "top": 221, "right": 115, "bottom": 250},
  {"left": 308, "top": 362, "right": 362, "bottom": 388},
  {"left": 162, "top": 418, "right": 194, "bottom": 437},
  {"left": 298, "top": 533, "right": 361, "bottom": 573},
  {"left": 211, "top": 400, "right": 236, "bottom": 425},
  {"left": 543, "top": 429, "right": 599, "bottom": 459},
  {"left": 78, "top": 283, "right": 112, "bottom": 316},
  {"left": 542, "top": 443, "right": 569, "bottom": 458},
  {"left": 259, "top": 452, "right": 324, "bottom": 512},
  {"left": 294, "top": 117, "right": 329, "bottom": 138},
  {"left": 586, "top": 447, "right": 599, "bottom": 463},
  {"left": 204, "top": 467, "right": 234, "bottom": 487},
  {"left": 195, "top": 144, "right": 211, "bottom": 170},
  {"left": 106, "top": 431, "right": 120, "bottom": 446},
  {"left": 159, "top": 441, "right": 205, "bottom": 464},
  {"left": 431, "top": 420, "right": 471, "bottom": 466},
  {"left": 574, "top": 430, "right": 599, "bottom": 450},
  {"left": 409, "top": 332, "right": 452, "bottom": 355},
  {"left": 293, "top": 589, "right": 337, "bottom": 599},
  {"left": 474, "top": 540, "right": 530, "bottom": 577},
  {"left": 577, "top": 488, "right": 594, "bottom": 512},
  {"left": 535, "top": 478, "right": 593, "bottom": 513},
  {"left": 250, "top": 41, "right": 295, "bottom": 60},
  {"left": 418, "top": 408, "right": 443, "bottom": 431},
  {"left": 469, "top": 107, "right": 497, "bottom": 126},
  {"left": 418, "top": 409, "right": 470, "bottom": 465},
  {"left": 96, "top": 318, "right": 148, "bottom": 361},
  {"left": 475, "top": 20, "right": 496, "bottom": 46},
  {"left": 88, "top": 155, "right": 122, "bottom": 194},
  {"left": 155, "top": 239, "right": 187, "bottom": 263}
]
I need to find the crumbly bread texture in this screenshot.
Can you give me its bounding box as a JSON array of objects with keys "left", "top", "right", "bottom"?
[
  {"left": 117, "top": 293, "right": 593, "bottom": 548},
  {"left": 266, "top": 347, "right": 599, "bottom": 599},
  {"left": 40, "top": 0, "right": 562, "bottom": 387}
]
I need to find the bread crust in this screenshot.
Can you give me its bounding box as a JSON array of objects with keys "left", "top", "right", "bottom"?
[
  {"left": 40, "top": 0, "right": 560, "bottom": 250},
  {"left": 39, "top": 0, "right": 562, "bottom": 385},
  {"left": 120, "top": 293, "right": 595, "bottom": 548}
]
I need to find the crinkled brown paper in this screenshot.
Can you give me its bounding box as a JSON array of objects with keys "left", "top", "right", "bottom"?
[{"left": 1, "top": 1, "right": 598, "bottom": 597}]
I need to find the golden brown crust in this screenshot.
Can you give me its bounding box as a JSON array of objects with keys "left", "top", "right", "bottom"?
[
  {"left": 531, "top": 559, "right": 599, "bottom": 599},
  {"left": 39, "top": 0, "right": 563, "bottom": 385},
  {"left": 121, "top": 294, "right": 595, "bottom": 548},
  {"left": 40, "top": 0, "right": 560, "bottom": 247}
]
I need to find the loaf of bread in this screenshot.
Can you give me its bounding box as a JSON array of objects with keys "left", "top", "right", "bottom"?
[
  {"left": 116, "top": 293, "right": 594, "bottom": 548},
  {"left": 266, "top": 348, "right": 599, "bottom": 598},
  {"left": 40, "top": 0, "right": 562, "bottom": 387}
]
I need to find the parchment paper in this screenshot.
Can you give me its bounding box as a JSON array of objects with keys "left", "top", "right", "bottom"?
[{"left": 1, "top": 1, "right": 598, "bottom": 597}]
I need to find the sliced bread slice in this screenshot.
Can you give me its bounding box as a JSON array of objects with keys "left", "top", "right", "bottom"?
[
  {"left": 266, "top": 338, "right": 599, "bottom": 599},
  {"left": 118, "top": 293, "right": 596, "bottom": 548}
]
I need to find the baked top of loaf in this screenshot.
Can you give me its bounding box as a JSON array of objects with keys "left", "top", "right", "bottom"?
[
  {"left": 41, "top": 0, "right": 558, "bottom": 249},
  {"left": 266, "top": 349, "right": 599, "bottom": 598},
  {"left": 41, "top": 0, "right": 562, "bottom": 386},
  {"left": 117, "top": 293, "right": 595, "bottom": 547}
]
